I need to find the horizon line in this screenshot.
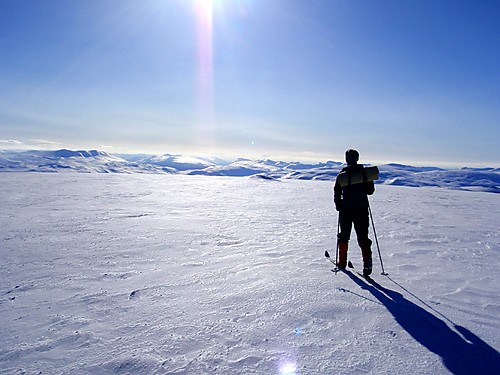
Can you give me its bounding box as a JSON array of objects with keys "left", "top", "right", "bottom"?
[{"left": 1, "top": 147, "right": 498, "bottom": 170}]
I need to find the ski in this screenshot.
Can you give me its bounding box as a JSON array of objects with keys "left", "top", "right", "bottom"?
[
  {"left": 324, "top": 250, "right": 348, "bottom": 274},
  {"left": 325, "top": 251, "right": 372, "bottom": 279},
  {"left": 345, "top": 260, "right": 375, "bottom": 279},
  {"left": 324, "top": 250, "right": 335, "bottom": 265}
]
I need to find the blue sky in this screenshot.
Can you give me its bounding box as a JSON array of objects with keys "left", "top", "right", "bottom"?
[{"left": 1, "top": 0, "right": 499, "bottom": 166}]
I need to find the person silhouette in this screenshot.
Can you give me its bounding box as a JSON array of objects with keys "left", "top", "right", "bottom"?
[{"left": 334, "top": 149, "right": 375, "bottom": 276}]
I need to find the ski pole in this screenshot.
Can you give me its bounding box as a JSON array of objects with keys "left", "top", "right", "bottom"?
[
  {"left": 368, "top": 202, "right": 388, "bottom": 275},
  {"left": 325, "top": 214, "right": 341, "bottom": 272},
  {"left": 335, "top": 214, "right": 340, "bottom": 270}
]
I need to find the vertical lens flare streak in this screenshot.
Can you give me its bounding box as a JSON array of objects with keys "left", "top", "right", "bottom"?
[
  {"left": 194, "top": 0, "right": 214, "bottom": 141},
  {"left": 280, "top": 362, "right": 297, "bottom": 375}
]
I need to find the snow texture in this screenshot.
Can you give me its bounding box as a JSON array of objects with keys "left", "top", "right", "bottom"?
[
  {"left": 1, "top": 173, "right": 499, "bottom": 374},
  {"left": 1, "top": 149, "right": 498, "bottom": 193}
]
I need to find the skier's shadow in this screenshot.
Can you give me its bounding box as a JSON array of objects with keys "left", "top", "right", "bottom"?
[{"left": 344, "top": 271, "right": 500, "bottom": 375}]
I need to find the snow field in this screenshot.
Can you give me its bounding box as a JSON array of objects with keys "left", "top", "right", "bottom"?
[{"left": 0, "top": 173, "right": 499, "bottom": 374}]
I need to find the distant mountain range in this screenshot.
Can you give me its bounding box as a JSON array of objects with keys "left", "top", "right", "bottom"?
[{"left": 1, "top": 149, "right": 499, "bottom": 193}]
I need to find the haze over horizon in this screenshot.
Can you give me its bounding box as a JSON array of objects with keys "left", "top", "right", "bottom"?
[{"left": 1, "top": 0, "right": 499, "bottom": 167}]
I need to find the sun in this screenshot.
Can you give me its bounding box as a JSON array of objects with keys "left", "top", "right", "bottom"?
[{"left": 196, "top": 0, "right": 215, "bottom": 14}]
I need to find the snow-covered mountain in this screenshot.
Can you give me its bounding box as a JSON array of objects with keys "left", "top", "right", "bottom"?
[
  {"left": 378, "top": 163, "right": 500, "bottom": 193},
  {"left": 1, "top": 149, "right": 499, "bottom": 193},
  {"left": 0, "top": 149, "right": 147, "bottom": 174},
  {"left": 138, "top": 154, "right": 229, "bottom": 172}
]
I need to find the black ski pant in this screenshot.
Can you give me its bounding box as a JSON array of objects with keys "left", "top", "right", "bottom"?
[{"left": 337, "top": 207, "right": 372, "bottom": 247}]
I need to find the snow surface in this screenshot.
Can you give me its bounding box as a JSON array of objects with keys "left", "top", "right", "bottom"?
[{"left": 1, "top": 173, "right": 499, "bottom": 374}]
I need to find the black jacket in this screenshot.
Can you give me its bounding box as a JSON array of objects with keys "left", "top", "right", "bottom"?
[{"left": 334, "top": 164, "right": 375, "bottom": 211}]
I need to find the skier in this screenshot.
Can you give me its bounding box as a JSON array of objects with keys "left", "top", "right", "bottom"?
[{"left": 333, "top": 149, "right": 375, "bottom": 276}]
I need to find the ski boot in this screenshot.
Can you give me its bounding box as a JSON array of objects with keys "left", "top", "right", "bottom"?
[
  {"left": 363, "top": 258, "right": 373, "bottom": 277},
  {"left": 337, "top": 242, "right": 348, "bottom": 269},
  {"left": 361, "top": 243, "right": 373, "bottom": 277}
]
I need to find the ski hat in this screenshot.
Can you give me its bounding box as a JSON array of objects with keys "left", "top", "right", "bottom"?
[{"left": 345, "top": 149, "right": 359, "bottom": 165}]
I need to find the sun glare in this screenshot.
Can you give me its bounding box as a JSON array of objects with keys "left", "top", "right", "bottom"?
[
  {"left": 280, "top": 362, "right": 297, "bottom": 375},
  {"left": 194, "top": 0, "right": 215, "bottom": 141},
  {"left": 195, "top": 0, "right": 214, "bottom": 16},
  {"left": 194, "top": 0, "right": 214, "bottom": 98}
]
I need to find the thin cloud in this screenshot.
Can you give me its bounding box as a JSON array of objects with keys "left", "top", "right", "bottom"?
[{"left": 0, "top": 139, "right": 24, "bottom": 145}]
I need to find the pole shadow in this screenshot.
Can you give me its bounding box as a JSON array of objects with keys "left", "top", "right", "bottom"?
[{"left": 344, "top": 271, "right": 500, "bottom": 375}]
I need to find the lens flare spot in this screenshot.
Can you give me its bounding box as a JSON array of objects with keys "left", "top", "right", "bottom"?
[{"left": 280, "top": 362, "right": 297, "bottom": 375}]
